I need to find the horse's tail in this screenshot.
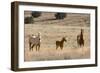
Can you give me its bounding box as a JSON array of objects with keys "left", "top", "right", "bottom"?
[
  {"left": 77, "top": 35, "right": 81, "bottom": 47},
  {"left": 77, "top": 35, "right": 80, "bottom": 43}
]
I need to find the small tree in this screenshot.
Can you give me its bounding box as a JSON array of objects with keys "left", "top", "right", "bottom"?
[
  {"left": 31, "top": 11, "right": 41, "bottom": 18},
  {"left": 55, "top": 13, "right": 66, "bottom": 19}
]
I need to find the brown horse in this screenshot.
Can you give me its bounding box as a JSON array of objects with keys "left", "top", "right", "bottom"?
[
  {"left": 56, "top": 37, "right": 67, "bottom": 50},
  {"left": 29, "top": 33, "right": 41, "bottom": 51},
  {"left": 77, "top": 29, "right": 84, "bottom": 47}
]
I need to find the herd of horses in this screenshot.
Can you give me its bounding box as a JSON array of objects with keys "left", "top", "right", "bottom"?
[{"left": 29, "top": 29, "right": 84, "bottom": 51}]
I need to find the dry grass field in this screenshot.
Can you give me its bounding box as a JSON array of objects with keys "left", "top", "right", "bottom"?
[{"left": 24, "top": 12, "right": 90, "bottom": 61}]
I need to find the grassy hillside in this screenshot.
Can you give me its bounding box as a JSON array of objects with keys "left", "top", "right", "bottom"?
[{"left": 24, "top": 12, "right": 90, "bottom": 61}]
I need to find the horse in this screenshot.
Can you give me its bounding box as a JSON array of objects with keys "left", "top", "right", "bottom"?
[
  {"left": 56, "top": 37, "right": 67, "bottom": 50},
  {"left": 29, "top": 33, "right": 41, "bottom": 51},
  {"left": 77, "top": 29, "right": 84, "bottom": 47}
]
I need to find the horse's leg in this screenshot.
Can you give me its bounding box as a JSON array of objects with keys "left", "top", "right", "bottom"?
[
  {"left": 60, "top": 46, "right": 63, "bottom": 50},
  {"left": 77, "top": 35, "right": 81, "bottom": 47},
  {"left": 38, "top": 44, "right": 40, "bottom": 51},
  {"left": 36, "top": 44, "right": 40, "bottom": 51},
  {"left": 31, "top": 44, "right": 35, "bottom": 51},
  {"left": 78, "top": 40, "right": 80, "bottom": 47},
  {"left": 29, "top": 42, "right": 31, "bottom": 51},
  {"left": 60, "top": 44, "right": 63, "bottom": 50},
  {"left": 56, "top": 42, "right": 59, "bottom": 50},
  {"left": 56, "top": 45, "right": 58, "bottom": 50},
  {"left": 36, "top": 45, "right": 38, "bottom": 51},
  {"left": 80, "top": 39, "right": 84, "bottom": 47},
  {"left": 79, "top": 41, "right": 81, "bottom": 47},
  {"left": 82, "top": 40, "right": 84, "bottom": 46}
]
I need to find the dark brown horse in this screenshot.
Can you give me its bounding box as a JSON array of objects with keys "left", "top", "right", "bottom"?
[
  {"left": 56, "top": 37, "right": 67, "bottom": 50},
  {"left": 77, "top": 29, "right": 84, "bottom": 47}
]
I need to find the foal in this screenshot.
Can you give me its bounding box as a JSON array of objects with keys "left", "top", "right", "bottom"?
[
  {"left": 77, "top": 29, "right": 84, "bottom": 47},
  {"left": 56, "top": 37, "right": 67, "bottom": 50}
]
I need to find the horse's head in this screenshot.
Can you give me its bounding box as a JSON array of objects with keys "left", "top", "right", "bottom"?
[
  {"left": 81, "top": 29, "right": 84, "bottom": 33},
  {"left": 62, "top": 37, "right": 67, "bottom": 42}
]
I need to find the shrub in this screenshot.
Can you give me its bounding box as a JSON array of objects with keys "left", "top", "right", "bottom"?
[
  {"left": 24, "top": 16, "right": 34, "bottom": 24},
  {"left": 55, "top": 13, "right": 66, "bottom": 19},
  {"left": 31, "top": 11, "right": 41, "bottom": 18}
]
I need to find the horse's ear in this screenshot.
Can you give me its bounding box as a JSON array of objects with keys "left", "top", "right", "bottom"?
[
  {"left": 63, "top": 37, "right": 65, "bottom": 39},
  {"left": 38, "top": 32, "right": 41, "bottom": 38},
  {"left": 64, "top": 36, "right": 66, "bottom": 38},
  {"left": 38, "top": 32, "right": 41, "bottom": 35},
  {"left": 81, "top": 29, "right": 84, "bottom": 33},
  {"left": 81, "top": 28, "right": 84, "bottom": 31}
]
